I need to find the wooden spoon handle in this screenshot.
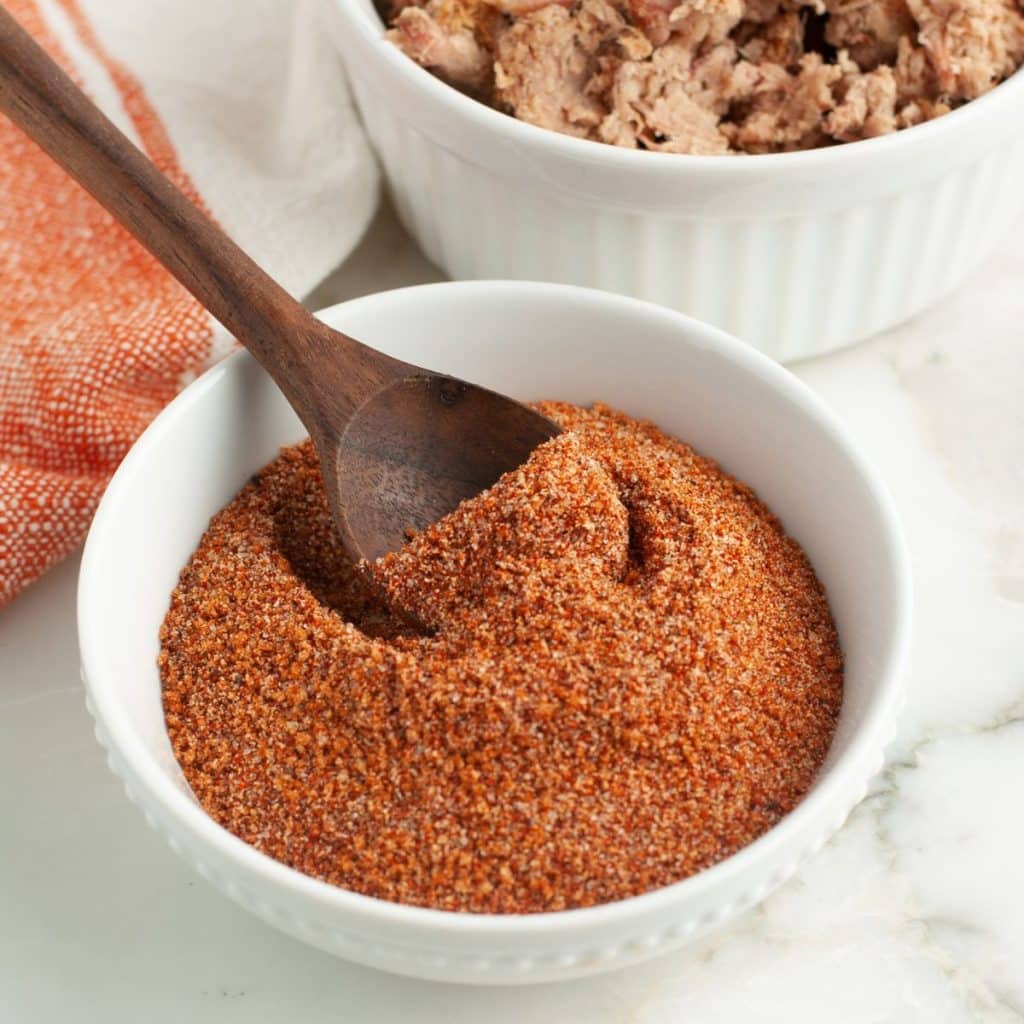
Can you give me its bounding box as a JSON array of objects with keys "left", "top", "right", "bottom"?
[{"left": 0, "top": 5, "right": 357, "bottom": 416}]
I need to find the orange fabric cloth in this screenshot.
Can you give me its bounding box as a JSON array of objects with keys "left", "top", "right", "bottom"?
[{"left": 0, "top": 0, "right": 214, "bottom": 606}]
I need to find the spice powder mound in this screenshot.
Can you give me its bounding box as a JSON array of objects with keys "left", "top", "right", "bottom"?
[{"left": 159, "top": 402, "right": 843, "bottom": 914}]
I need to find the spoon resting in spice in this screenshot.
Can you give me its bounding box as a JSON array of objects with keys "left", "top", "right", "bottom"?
[{"left": 0, "top": 7, "right": 560, "bottom": 561}]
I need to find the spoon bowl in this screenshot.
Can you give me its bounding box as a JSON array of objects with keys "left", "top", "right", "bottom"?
[{"left": 333, "top": 372, "right": 560, "bottom": 560}]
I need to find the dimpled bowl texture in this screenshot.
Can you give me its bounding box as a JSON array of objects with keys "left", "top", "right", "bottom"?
[
  {"left": 78, "top": 283, "right": 911, "bottom": 984},
  {"left": 329, "top": 0, "right": 1024, "bottom": 362}
]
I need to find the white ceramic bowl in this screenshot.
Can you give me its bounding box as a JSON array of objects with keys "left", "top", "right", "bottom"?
[
  {"left": 329, "top": 0, "right": 1024, "bottom": 362},
  {"left": 78, "top": 282, "right": 911, "bottom": 984}
]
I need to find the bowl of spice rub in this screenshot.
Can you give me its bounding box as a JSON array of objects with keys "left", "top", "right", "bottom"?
[
  {"left": 330, "top": 0, "right": 1024, "bottom": 361},
  {"left": 78, "top": 282, "right": 910, "bottom": 983}
]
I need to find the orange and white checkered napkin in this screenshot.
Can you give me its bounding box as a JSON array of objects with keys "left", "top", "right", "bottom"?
[{"left": 0, "top": 0, "right": 379, "bottom": 606}]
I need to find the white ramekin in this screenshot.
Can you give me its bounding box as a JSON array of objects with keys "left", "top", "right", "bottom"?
[
  {"left": 78, "top": 282, "right": 911, "bottom": 984},
  {"left": 329, "top": 0, "right": 1024, "bottom": 362}
]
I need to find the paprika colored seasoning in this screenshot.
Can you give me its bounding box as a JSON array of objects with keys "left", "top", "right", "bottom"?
[{"left": 159, "top": 402, "right": 842, "bottom": 913}]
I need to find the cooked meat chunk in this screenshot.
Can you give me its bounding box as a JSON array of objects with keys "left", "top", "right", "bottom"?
[
  {"left": 493, "top": 0, "right": 630, "bottom": 136},
  {"left": 825, "top": 0, "right": 916, "bottom": 69},
  {"left": 727, "top": 53, "right": 843, "bottom": 151},
  {"left": 908, "top": 0, "right": 1024, "bottom": 97},
  {"left": 600, "top": 40, "right": 736, "bottom": 152},
  {"left": 827, "top": 61, "right": 899, "bottom": 139},
  {"left": 388, "top": 2, "right": 492, "bottom": 91}
]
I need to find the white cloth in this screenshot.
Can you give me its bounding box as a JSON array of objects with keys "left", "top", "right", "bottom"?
[{"left": 55, "top": 0, "right": 380, "bottom": 300}]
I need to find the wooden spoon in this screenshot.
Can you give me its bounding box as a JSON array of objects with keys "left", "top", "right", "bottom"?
[{"left": 0, "top": 8, "right": 560, "bottom": 561}]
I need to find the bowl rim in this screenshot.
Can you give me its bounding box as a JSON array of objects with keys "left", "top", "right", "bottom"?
[
  {"left": 78, "top": 281, "right": 912, "bottom": 938},
  {"left": 337, "top": 0, "right": 1024, "bottom": 175}
]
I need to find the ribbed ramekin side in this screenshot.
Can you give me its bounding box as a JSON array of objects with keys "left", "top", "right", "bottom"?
[{"left": 352, "top": 78, "right": 1024, "bottom": 362}]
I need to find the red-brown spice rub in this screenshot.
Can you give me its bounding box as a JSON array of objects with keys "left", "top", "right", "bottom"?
[{"left": 160, "top": 403, "right": 842, "bottom": 913}]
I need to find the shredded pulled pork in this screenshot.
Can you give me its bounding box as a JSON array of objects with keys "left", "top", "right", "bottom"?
[{"left": 385, "top": 0, "right": 1024, "bottom": 153}]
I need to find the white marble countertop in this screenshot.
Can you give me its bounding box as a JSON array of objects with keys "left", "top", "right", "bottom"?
[{"left": 3, "top": 201, "right": 1022, "bottom": 1023}]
